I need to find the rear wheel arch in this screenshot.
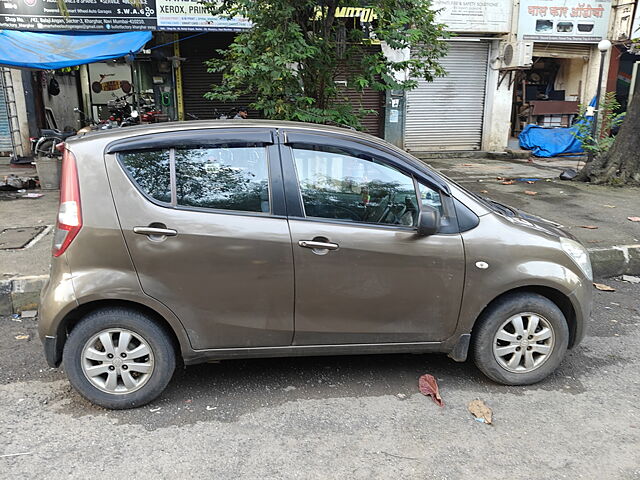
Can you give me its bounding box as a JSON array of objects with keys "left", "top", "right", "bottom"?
[
  {"left": 57, "top": 300, "right": 184, "bottom": 363},
  {"left": 471, "top": 286, "right": 578, "bottom": 348}
]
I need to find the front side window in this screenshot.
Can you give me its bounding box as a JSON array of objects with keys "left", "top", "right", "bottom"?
[
  {"left": 119, "top": 149, "right": 171, "bottom": 203},
  {"left": 292, "top": 146, "right": 419, "bottom": 226}
]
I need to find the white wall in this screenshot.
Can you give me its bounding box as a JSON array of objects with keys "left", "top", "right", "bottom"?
[
  {"left": 42, "top": 73, "right": 81, "bottom": 131},
  {"left": 483, "top": 40, "right": 515, "bottom": 151}
]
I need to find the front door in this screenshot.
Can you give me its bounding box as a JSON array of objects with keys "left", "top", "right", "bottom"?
[
  {"left": 282, "top": 137, "right": 465, "bottom": 345},
  {"left": 105, "top": 129, "right": 294, "bottom": 350}
]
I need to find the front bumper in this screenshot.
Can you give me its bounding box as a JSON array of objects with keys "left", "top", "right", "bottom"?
[{"left": 568, "top": 279, "right": 593, "bottom": 348}]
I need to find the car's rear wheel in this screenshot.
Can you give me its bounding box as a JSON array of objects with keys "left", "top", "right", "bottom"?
[
  {"left": 62, "top": 307, "right": 176, "bottom": 409},
  {"left": 472, "top": 293, "right": 569, "bottom": 385}
]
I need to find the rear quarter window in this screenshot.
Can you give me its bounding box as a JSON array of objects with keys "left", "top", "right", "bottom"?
[{"left": 118, "top": 150, "right": 171, "bottom": 203}]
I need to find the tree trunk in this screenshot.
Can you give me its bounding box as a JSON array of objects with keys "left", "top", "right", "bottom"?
[{"left": 578, "top": 89, "right": 640, "bottom": 185}]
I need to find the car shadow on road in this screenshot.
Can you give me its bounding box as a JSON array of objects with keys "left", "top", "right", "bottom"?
[{"left": 52, "top": 347, "right": 617, "bottom": 430}]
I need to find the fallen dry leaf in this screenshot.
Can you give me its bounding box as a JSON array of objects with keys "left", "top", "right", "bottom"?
[
  {"left": 418, "top": 374, "right": 444, "bottom": 407},
  {"left": 480, "top": 190, "right": 489, "bottom": 194},
  {"left": 594, "top": 283, "right": 615, "bottom": 292},
  {"left": 501, "top": 180, "right": 515, "bottom": 185},
  {"left": 602, "top": 204, "right": 616, "bottom": 208},
  {"left": 628, "top": 217, "right": 640, "bottom": 222},
  {"left": 14, "top": 335, "right": 29, "bottom": 340},
  {"left": 468, "top": 399, "right": 492, "bottom": 424},
  {"left": 578, "top": 225, "right": 599, "bottom": 230},
  {"left": 461, "top": 163, "right": 475, "bottom": 167},
  {"left": 524, "top": 190, "right": 538, "bottom": 195}
]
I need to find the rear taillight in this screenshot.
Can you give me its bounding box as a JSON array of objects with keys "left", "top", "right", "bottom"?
[{"left": 52, "top": 147, "right": 82, "bottom": 257}]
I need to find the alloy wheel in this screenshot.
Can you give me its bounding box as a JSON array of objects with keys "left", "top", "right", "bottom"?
[
  {"left": 81, "top": 328, "right": 155, "bottom": 394},
  {"left": 492, "top": 313, "right": 555, "bottom": 373}
]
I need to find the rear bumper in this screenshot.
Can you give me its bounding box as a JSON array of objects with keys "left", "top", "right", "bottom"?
[{"left": 43, "top": 335, "right": 63, "bottom": 367}]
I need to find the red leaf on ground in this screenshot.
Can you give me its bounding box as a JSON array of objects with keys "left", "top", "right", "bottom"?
[
  {"left": 501, "top": 180, "right": 515, "bottom": 185},
  {"left": 418, "top": 374, "right": 444, "bottom": 407},
  {"left": 524, "top": 190, "right": 538, "bottom": 195}
]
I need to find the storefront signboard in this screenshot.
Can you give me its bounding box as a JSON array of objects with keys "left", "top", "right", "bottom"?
[
  {"left": 0, "top": 0, "right": 157, "bottom": 31},
  {"left": 430, "top": 0, "right": 512, "bottom": 33},
  {"left": 156, "top": 0, "right": 250, "bottom": 31},
  {"left": 0, "top": 0, "right": 250, "bottom": 32},
  {"left": 518, "top": 0, "right": 612, "bottom": 43},
  {"left": 88, "top": 62, "right": 134, "bottom": 105}
]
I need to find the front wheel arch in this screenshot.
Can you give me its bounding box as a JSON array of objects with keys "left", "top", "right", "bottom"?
[{"left": 470, "top": 286, "right": 578, "bottom": 348}]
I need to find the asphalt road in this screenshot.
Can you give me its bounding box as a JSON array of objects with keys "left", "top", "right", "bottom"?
[{"left": 1, "top": 279, "right": 639, "bottom": 479}]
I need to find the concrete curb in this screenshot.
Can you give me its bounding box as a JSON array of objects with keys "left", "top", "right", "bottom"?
[
  {"left": 588, "top": 244, "right": 640, "bottom": 278},
  {"left": 1, "top": 246, "right": 639, "bottom": 315},
  {"left": 0, "top": 275, "right": 48, "bottom": 315}
]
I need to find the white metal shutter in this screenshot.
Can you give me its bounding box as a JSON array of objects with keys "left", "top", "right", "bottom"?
[
  {"left": 405, "top": 41, "right": 490, "bottom": 151},
  {"left": 0, "top": 84, "right": 11, "bottom": 153}
]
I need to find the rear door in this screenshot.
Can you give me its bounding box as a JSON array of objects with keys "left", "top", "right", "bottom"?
[
  {"left": 281, "top": 131, "right": 465, "bottom": 345},
  {"left": 104, "top": 128, "right": 294, "bottom": 350}
]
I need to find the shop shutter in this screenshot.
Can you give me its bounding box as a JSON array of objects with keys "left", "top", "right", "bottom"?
[
  {"left": 405, "top": 41, "right": 490, "bottom": 151},
  {"left": 533, "top": 43, "right": 592, "bottom": 59},
  {"left": 333, "top": 45, "right": 384, "bottom": 137},
  {"left": 180, "top": 33, "right": 257, "bottom": 119},
  {"left": 0, "top": 84, "right": 12, "bottom": 152}
]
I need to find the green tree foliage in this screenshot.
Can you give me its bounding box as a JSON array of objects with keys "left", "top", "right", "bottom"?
[{"left": 203, "top": 1, "right": 448, "bottom": 129}]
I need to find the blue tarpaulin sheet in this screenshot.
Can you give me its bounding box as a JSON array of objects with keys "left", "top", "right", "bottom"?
[
  {"left": 518, "top": 97, "right": 596, "bottom": 158},
  {"left": 518, "top": 123, "right": 585, "bottom": 157},
  {"left": 0, "top": 30, "right": 152, "bottom": 70}
]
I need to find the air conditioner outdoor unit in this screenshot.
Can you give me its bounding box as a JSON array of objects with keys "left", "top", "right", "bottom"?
[{"left": 500, "top": 41, "right": 533, "bottom": 69}]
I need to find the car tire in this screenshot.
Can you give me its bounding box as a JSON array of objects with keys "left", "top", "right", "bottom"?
[
  {"left": 62, "top": 307, "right": 176, "bottom": 409},
  {"left": 472, "top": 293, "right": 569, "bottom": 385}
]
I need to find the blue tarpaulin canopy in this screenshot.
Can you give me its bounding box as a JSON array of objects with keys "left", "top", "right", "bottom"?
[{"left": 0, "top": 30, "right": 152, "bottom": 70}]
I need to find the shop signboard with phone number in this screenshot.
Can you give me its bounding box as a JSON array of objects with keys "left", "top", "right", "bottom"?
[
  {"left": 0, "top": 0, "right": 250, "bottom": 32},
  {"left": 0, "top": 0, "right": 157, "bottom": 31},
  {"left": 518, "top": 0, "right": 612, "bottom": 43}
]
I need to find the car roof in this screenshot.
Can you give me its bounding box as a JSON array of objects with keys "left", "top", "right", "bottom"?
[{"left": 72, "top": 119, "right": 386, "bottom": 147}]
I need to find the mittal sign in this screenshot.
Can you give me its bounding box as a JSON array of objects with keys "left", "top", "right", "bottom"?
[
  {"left": 518, "top": 0, "right": 612, "bottom": 42},
  {"left": 315, "top": 6, "right": 378, "bottom": 23}
]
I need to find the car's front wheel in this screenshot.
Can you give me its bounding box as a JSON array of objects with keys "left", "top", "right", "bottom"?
[
  {"left": 62, "top": 307, "right": 176, "bottom": 409},
  {"left": 472, "top": 293, "right": 569, "bottom": 385}
]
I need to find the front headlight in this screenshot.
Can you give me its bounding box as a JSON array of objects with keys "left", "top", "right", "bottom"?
[{"left": 560, "top": 237, "right": 593, "bottom": 280}]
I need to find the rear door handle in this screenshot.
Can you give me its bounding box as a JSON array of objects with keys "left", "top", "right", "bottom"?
[
  {"left": 298, "top": 240, "right": 339, "bottom": 250},
  {"left": 133, "top": 226, "right": 178, "bottom": 237}
]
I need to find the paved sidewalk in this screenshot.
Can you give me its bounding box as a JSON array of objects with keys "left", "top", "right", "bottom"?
[
  {"left": 423, "top": 156, "right": 640, "bottom": 276},
  {"left": 0, "top": 163, "right": 57, "bottom": 314}
]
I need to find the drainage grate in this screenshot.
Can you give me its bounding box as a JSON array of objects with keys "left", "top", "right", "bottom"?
[{"left": 0, "top": 226, "right": 47, "bottom": 249}]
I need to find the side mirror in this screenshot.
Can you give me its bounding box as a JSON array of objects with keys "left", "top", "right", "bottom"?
[{"left": 417, "top": 206, "right": 441, "bottom": 236}]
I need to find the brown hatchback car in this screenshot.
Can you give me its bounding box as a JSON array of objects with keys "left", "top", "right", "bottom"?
[{"left": 39, "top": 120, "right": 592, "bottom": 409}]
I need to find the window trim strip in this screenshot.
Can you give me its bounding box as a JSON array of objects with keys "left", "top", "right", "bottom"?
[{"left": 169, "top": 147, "right": 177, "bottom": 207}]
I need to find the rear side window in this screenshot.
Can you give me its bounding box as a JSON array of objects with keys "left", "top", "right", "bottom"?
[
  {"left": 119, "top": 150, "right": 171, "bottom": 203},
  {"left": 118, "top": 145, "right": 270, "bottom": 214},
  {"left": 175, "top": 146, "right": 269, "bottom": 213}
]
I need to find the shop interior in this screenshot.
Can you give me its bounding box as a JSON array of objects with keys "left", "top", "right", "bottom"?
[{"left": 511, "top": 56, "right": 585, "bottom": 137}]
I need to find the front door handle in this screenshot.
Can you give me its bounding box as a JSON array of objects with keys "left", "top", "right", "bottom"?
[
  {"left": 298, "top": 240, "right": 339, "bottom": 251},
  {"left": 133, "top": 226, "right": 178, "bottom": 237}
]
